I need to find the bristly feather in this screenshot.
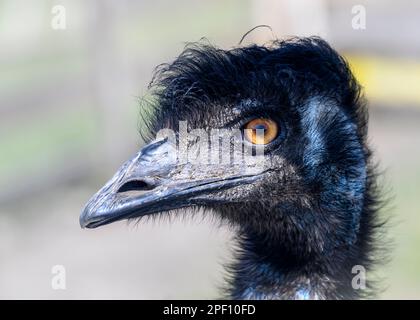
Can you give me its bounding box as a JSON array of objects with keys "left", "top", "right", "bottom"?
[{"left": 135, "top": 36, "right": 389, "bottom": 299}]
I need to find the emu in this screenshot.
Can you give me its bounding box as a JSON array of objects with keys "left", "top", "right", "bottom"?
[{"left": 80, "top": 37, "right": 383, "bottom": 299}]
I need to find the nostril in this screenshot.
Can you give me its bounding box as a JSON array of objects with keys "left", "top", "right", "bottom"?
[{"left": 117, "top": 180, "right": 155, "bottom": 193}]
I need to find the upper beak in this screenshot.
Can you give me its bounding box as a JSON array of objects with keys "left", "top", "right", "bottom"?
[{"left": 80, "top": 138, "right": 263, "bottom": 229}]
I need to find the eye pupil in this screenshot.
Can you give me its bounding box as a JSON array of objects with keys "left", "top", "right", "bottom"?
[
  {"left": 243, "top": 118, "right": 279, "bottom": 145},
  {"left": 254, "top": 124, "right": 267, "bottom": 131}
]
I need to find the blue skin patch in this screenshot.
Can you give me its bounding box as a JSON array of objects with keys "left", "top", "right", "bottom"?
[
  {"left": 295, "top": 289, "right": 311, "bottom": 300},
  {"left": 301, "top": 99, "right": 326, "bottom": 171},
  {"left": 300, "top": 98, "right": 367, "bottom": 244},
  {"left": 241, "top": 286, "right": 317, "bottom": 300},
  {"left": 238, "top": 262, "right": 319, "bottom": 300},
  {"left": 241, "top": 287, "right": 268, "bottom": 300}
]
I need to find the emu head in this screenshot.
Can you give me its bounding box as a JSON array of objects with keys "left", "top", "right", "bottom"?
[{"left": 81, "top": 38, "right": 373, "bottom": 261}]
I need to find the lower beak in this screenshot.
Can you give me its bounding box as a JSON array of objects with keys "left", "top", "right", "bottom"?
[{"left": 80, "top": 139, "right": 261, "bottom": 229}]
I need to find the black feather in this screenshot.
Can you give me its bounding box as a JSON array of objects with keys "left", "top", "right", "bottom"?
[{"left": 138, "top": 36, "right": 388, "bottom": 299}]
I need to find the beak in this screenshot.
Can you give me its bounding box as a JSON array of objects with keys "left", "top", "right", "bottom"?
[{"left": 80, "top": 138, "right": 263, "bottom": 229}]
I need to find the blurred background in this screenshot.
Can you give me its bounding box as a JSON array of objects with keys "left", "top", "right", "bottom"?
[{"left": 0, "top": 0, "right": 419, "bottom": 299}]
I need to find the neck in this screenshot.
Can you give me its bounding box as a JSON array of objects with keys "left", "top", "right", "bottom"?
[
  {"left": 227, "top": 227, "right": 367, "bottom": 300},
  {"left": 223, "top": 145, "right": 380, "bottom": 300}
]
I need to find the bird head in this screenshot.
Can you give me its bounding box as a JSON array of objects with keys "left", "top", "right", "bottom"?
[{"left": 81, "top": 38, "right": 370, "bottom": 257}]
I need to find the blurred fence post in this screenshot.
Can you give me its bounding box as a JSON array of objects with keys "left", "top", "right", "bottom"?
[{"left": 86, "top": 0, "right": 132, "bottom": 175}]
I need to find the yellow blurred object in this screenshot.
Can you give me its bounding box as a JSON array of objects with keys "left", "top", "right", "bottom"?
[{"left": 346, "top": 54, "right": 420, "bottom": 106}]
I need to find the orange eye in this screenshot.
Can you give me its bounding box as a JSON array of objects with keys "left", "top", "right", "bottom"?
[{"left": 244, "top": 118, "right": 279, "bottom": 145}]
